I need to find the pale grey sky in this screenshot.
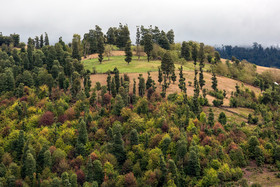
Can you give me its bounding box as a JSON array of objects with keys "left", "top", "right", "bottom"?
[{"left": 1, "top": 0, "right": 280, "bottom": 46}]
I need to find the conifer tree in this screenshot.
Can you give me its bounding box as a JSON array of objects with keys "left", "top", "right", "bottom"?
[
  {"left": 255, "top": 146, "right": 264, "bottom": 166},
  {"left": 146, "top": 71, "right": 153, "bottom": 90},
  {"left": 211, "top": 72, "right": 218, "bottom": 91},
  {"left": 112, "top": 94, "right": 124, "bottom": 116},
  {"left": 43, "top": 150, "right": 52, "bottom": 169},
  {"left": 171, "top": 70, "right": 177, "bottom": 84},
  {"left": 25, "top": 151, "right": 36, "bottom": 181},
  {"left": 130, "top": 129, "right": 139, "bottom": 146},
  {"left": 138, "top": 74, "right": 145, "bottom": 97},
  {"left": 16, "top": 130, "right": 25, "bottom": 161},
  {"left": 168, "top": 159, "right": 178, "bottom": 185},
  {"left": 40, "top": 34, "right": 44, "bottom": 48},
  {"left": 218, "top": 112, "right": 227, "bottom": 125},
  {"left": 125, "top": 40, "right": 132, "bottom": 64},
  {"left": 199, "top": 67, "right": 205, "bottom": 90},
  {"left": 136, "top": 26, "right": 141, "bottom": 60},
  {"left": 187, "top": 150, "right": 200, "bottom": 176},
  {"left": 78, "top": 119, "right": 88, "bottom": 145},
  {"left": 192, "top": 44, "right": 198, "bottom": 65},
  {"left": 97, "top": 33, "right": 105, "bottom": 64},
  {"left": 178, "top": 66, "right": 186, "bottom": 93},
  {"left": 133, "top": 78, "right": 136, "bottom": 95},
  {"left": 61, "top": 172, "right": 71, "bottom": 186},
  {"left": 111, "top": 77, "right": 117, "bottom": 98},
  {"left": 107, "top": 72, "right": 111, "bottom": 94},
  {"left": 161, "top": 51, "right": 174, "bottom": 77},
  {"left": 208, "top": 108, "right": 214, "bottom": 127},
  {"left": 198, "top": 43, "right": 205, "bottom": 63},
  {"left": 114, "top": 67, "right": 120, "bottom": 93},
  {"left": 158, "top": 67, "right": 163, "bottom": 85},
  {"left": 93, "top": 160, "right": 104, "bottom": 185},
  {"left": 44, "top": 32, "right": 49, "bottom": 46},
  {"left": 86, "top": 157, "right": 94, "bottom": 182},
  {"left": 70, "top": 174, "right": 78, "bottom": 187},
  {"left": 143, "top": 33, "right": 153, "bottom": 62},
  {"left": 160, "top": 156, "right": 168, "bottom": 185},
  {"left": 111, "top": 131, "right": 126, "bottom": 164},
  {"left": 72, "top": 34, "right": 81, "bottom": 61},
  {"left": 37, "top": 144, "right": 48, "bottom": 173}
]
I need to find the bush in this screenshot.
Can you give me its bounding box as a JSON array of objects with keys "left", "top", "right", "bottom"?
[{"left": 213, "top": 99, "right": 223, "bottom": 107}]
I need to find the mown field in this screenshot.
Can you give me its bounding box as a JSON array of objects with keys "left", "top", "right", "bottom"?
[{"left": 82, "top": 52, "right": 211, "bottom": 74}]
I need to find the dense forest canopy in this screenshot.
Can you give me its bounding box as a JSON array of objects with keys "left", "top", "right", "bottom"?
[
  {"left": 216, "top": 43, "right": 280, "bottom": 68},
  {"left": 0, "top": 25, "right": 279, "bottom": 186}
]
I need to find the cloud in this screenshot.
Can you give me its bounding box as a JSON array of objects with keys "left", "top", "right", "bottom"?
[{"left": 1, "top": 0, "right": 280, "bottom": 46}]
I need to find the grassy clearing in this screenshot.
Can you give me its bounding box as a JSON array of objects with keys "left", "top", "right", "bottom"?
[{"left": 82, "top": 55, "right": 211, "bottom": 74}]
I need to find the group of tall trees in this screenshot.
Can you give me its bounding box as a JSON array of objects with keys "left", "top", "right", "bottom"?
[{"left": 217, "top": 43, "right": 280, "bottom": 68}]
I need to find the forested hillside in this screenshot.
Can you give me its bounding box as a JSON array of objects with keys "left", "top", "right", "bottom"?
[
  {"left": 0, "top": 25, "right": 280, "bottom": 186},
  {"left": 217, "top": 43, "right": 280, "bottom": 68}
]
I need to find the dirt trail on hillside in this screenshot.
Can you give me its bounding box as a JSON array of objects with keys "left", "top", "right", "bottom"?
[{"left": 90, "top": 71, "right": 261, "bottom": 106}]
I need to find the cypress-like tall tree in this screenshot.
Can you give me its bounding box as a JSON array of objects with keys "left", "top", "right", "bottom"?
[
  {"left": 16, "top": 130, "right": 25, "bottom": 161},
  {"left": 114, "top": 67, "right": 120, "bottom": 93},
  {"left": 138, "top": 74, "right": 145, "bottom": 97},
  {"left": 158, "top": 67, "right": 163, "bottom": 85},
  {"left": 133, "top": 78, "right": 136, "bottom": 95},
  {"left": 130, "top": 129, "right": 139, "bottom": 146},
  {"left": 72, "top": 34, "right": 81, "bottom": 61},
  {"left": 208, "top": 108, "right": 214, "bottom": 127},
  {"left": 44, "top": 32, "right": 49, "bottom": 46},
  {"left": 161, "top": 51, "right": 174, "bottom": 77},
  {"left": 186, "top": 150, "right": 200, "bottom": 176},
  {"left": 40, "top": 34, "right": 44, "bottom": 48},
  {"left": 192, "top": 43, "right": 198, "bottom": 65},
  {"left": 111, "top": 131, "right": 126, "bottom": 164},
  {"left": 77, "top": 119, "right": 88, "bottom": 145},
  {"left": 199, "top": 67, "right": 205, "bottom": 90},
  {"left": 146, "top": 72, "right": 153, "bottom": 90},
  {"left": 143, "top": 33, "right": 153, "bottom": 62},
  {"left": 111, "top": 77, "right": 117, "bottom": 97},
  {"left": 178, "top": 66, "right": 186, "bottom": 93},
  {"left": 97, "top": 33, "right": 105, "bottom": 64},
  {"left": 125, "top": 40, "right": 132, "bottom": 64},
  {"left": 171, "top": 70, "right": 176, "bottom": 84},
  {"left": 93, "top": 160, "right": 104, "bottom": 185},
  {"left": 211, "top": 72, "right": 218, "bottom": 91},
  {"left": 25, "top": 151, "right": 36, "bottom": 181},
  {"left": 86, "top": 157, "right": 94, "bottom": 182},
  {"left": 107, "top": 72, "right": 111, "bottom": 94}
]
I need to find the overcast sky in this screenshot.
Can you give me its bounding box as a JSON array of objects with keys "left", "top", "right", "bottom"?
[{"left": 1, "top": 0, "right": 280, "bottom": 46}]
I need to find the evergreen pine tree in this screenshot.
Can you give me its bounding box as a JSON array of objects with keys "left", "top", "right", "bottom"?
[
  {"left": 107, "top": 72, "right": 111, "bottom": 94},
  {"left": 130, "top": 129, "right": 139, "bottom": 146},
  {"left": 143, "top": 33, "right": 153, "bottom": 62},
  {"left": 40, "top": 34, "right": 44, "bottom": 48},
  {"left": 158, "top": 67, "right": 163, "bottom": 85},
  {"left": 133, "top": 78, "right": 136, "bottom": 95},
  {"left": 146, "top": 72, "right": 153, "bottom": 90},
  {"left": 86, "top": 157, "right": 94, "bottom": 182},
  {"left": 171, "top": 70, "right": 177, "bottom": 84},
  {"left": 111, "top": 77, "right": 117, "bottom": 97},
  {"left": 16, "top": 130, "right": 25, "bottom": 161},
  {"left": 186, "top": 150, "right": 200, "bottom": 176},
  {"left": 25, "top": 151, "right": 36, "bottom": 181},
  {"left": 77, "top": 119, "right": 88, "bottom": 145},
  {"left": 211, "top": 72, "right": 218, "bottom": 91},
  {"left": 97, "top": 33, "right": 105, "bottom": 64},
  {"left": 70, "top": 173, "right": 78, "bottom": 187},
  {"left": 111, "top": 131, "right": 126, "bottom": 164},
  {"left": 43, "top": 150, "right": 52, "bottom": 169},
  {"left": 44, "top": 32, "right": 49, "bottom": 46},
  {"left": 178, "top": 66, "right": 186, "bottom": 93},
  {"left": 161, "top": 51, "right": 175, "bottom": 77},
  {"left": 192, "top": 44, "right": 198, "bottom": 65},
  {"left": 199, "top": 67, "right": 205, "bottom": 90},
  {"left": 208, "top": 108, "right": 214, "bottom": 127},
  {"left": 114, "top": 67, "right": 120, "bottom": 93},
  {"left": 125, "top": 40, "right": 132, "bottom": 64},
  {"left": 138, "top": 74, "right": 145, "bottom": 97},
  {"left": 93, "top": 160, "right": 104, "bottom": 185}
]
